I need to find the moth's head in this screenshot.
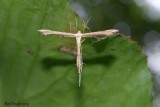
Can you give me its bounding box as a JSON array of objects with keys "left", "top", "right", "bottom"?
[{"left": 77, "top": 31, "right": 81, "bottom": 34}]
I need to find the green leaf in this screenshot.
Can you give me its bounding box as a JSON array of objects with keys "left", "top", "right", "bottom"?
[{"left": 0, "top": 0, "right": 152, "bottom": 107}]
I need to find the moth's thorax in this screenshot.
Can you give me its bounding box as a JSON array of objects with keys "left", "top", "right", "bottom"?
[{"left": 76, "top": 31, "right": 82, "bottom": 37}]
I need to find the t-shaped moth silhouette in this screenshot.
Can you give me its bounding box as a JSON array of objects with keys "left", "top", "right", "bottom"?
[{"left": 38, "top": 29, "right": 119, "bottom": 87}]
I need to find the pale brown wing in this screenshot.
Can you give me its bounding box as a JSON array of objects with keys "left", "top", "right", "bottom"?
[
  {"left": 38, "top": 29, "right": 75, "bottom": 37},
  {"left": 81, "top": 29, "right": 119, "bottom": 37}
]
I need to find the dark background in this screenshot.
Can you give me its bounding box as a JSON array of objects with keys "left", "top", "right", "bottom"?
[{"left": 70, "top": 0, "right": 160, "bottom": 44}]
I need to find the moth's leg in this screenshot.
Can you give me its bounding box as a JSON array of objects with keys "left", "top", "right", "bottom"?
[{"left": 59, "top": 46, "right": 77, "bottom": 56}]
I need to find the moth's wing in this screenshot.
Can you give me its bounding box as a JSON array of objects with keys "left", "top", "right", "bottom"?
[
  {"left": 81, "top": 29, "right": 119, "bottom": 37},
  {"left": 38, "top": 29, "right": 75, "bottom": 37}
]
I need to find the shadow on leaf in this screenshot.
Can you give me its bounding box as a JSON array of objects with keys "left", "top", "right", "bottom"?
[{"left": 41, "top": 55, "right": 116, "bottom": 70}]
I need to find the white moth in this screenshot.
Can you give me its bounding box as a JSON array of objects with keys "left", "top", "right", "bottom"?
[{"left": 38, "top": 29, "right": 119, "bottom": 87}]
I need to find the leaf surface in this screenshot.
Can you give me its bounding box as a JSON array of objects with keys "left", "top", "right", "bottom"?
[{"left": 0, "top": 0, "right": 152, "bottom": 107}]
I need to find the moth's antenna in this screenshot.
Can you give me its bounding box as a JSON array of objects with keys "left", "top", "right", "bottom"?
[
  {"left": 82, "top": 16, "right": 92, "bottom": 32},
  {"left": 69, "top": 23, "right": 72, "bottom": 33},
  {"left": 75, "top": 18, "right": 78, "bottom": 29},
  {"left": 86, "top": 16, "right": 92, "bottom": 26}
]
